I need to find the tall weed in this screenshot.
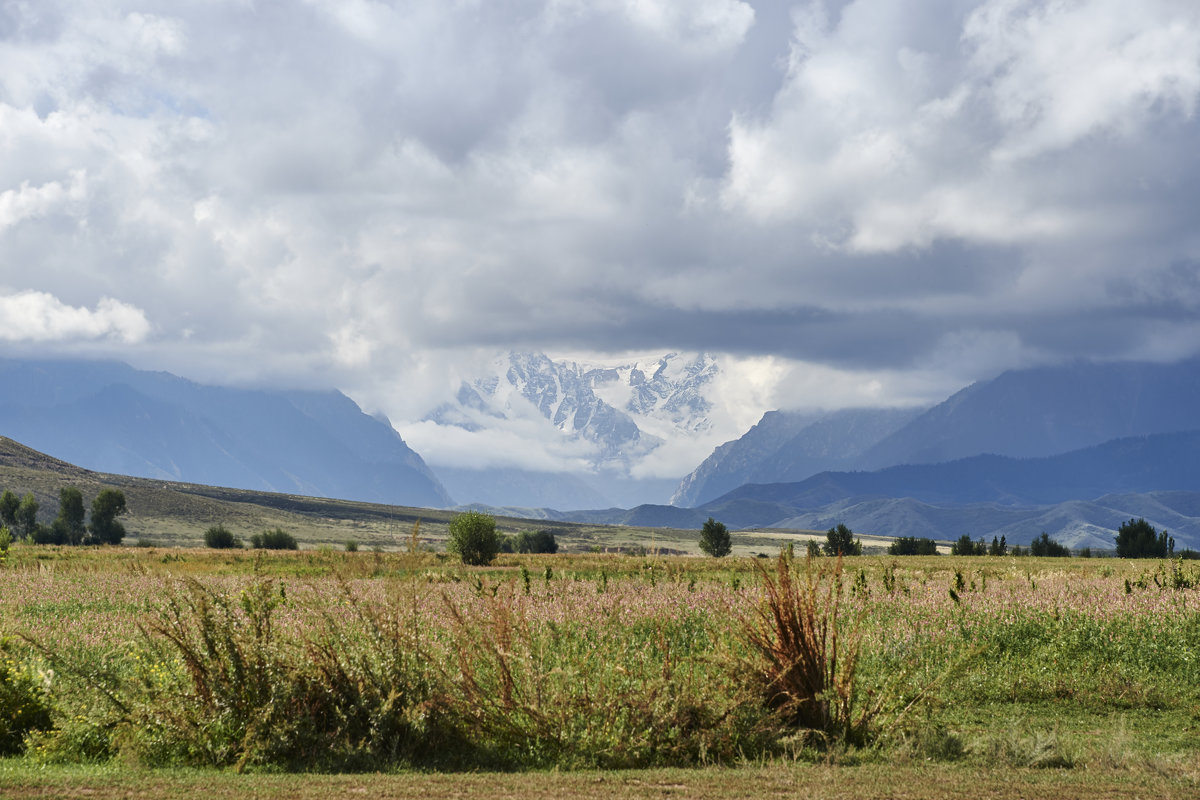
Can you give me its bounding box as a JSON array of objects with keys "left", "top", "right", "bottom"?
[{"left": 741, "top": 553, "right": 876, "bottom": 745}]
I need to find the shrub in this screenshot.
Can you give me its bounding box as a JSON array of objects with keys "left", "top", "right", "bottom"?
[
  {"left": 698, "top": 517, "right": 731, "bottom": 558},
  {"left": 125, "top": 578, "right": 441, "bottom": 770},
  {"left": 447, "top": 512, "right": 499, "bottom": 566},
  {"left": 742, "top": 553, "right": 873, "bottom": 744},
  {"left": 514, "top": 529, "right": 558, "bottom": 554},
  {"left": 888, "top": 536, "right": 938, "bottom": 556},
  {"left": 0, "top": 640, "right": 53, "bottom": 756},
  {"left": 344, "top": 539, "right": 359, "bottom": 552},
  {"left": 823, "top": 524, "right": 861, "bottom": 557},
  {"left": 1115, "top": 518, "right": 1174, "bottom": 559},
  {"left": 1029, "top": 532, "right": 1070, "bottom": 558},
  {"left": 251, "top": 528, "right": 298, "bottom": 550},
  {"left": 203, "top": 525, "right": 241, "bottom": 549}
]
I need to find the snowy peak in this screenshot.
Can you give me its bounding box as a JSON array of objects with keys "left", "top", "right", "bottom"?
[{"left": 425, "top": 351, "right": 720, "bottom": 470}]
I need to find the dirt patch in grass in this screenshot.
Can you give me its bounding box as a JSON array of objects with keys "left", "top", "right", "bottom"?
[{"left": 1, "top": 763, "right": 1198, "bottom": 800}]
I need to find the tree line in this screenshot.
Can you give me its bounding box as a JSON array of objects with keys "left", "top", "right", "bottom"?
[{"left": 0, "top": 487, "right": 128, "bottom": 546}]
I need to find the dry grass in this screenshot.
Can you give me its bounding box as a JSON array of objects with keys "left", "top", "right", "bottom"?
[{"left": 742, "top": 553, "right": 875, "bottom": 744}]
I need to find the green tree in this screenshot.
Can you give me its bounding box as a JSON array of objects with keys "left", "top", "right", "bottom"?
[
  {"left": 14, "top": 493, "right": 38, "bottom": 540},
  {"left": 950, "top": 534, "right": 986, "bottom": 556},
  {"left": 989, "top": 535, "right": 1008, "bottom": 556},
  {"left": 823, "top": 523, "right": 861, "bottom": 557},
  {"left": 55, "top": 488, "right": 86, "bottom": 545},
  {"left": 88, "top": 488, "right": 127, "bottom": 545},
  {"left": 0, "top": 490, "right": 19, "bottom": 530},
  {"left": 447, "top": 511, "right": 499, "bottom": 566},
  {"left": 698, "top": 517, "right": 732, "bottom": 558},
  {"left": 1114, "top": 518, "right": 1174, "bottom": 559},
  {"left": 1029, "top": 532, "right": 1070, "bottom": 557},
  {"left": 888, "top": 536, "right": 938, "bottom": 556}
]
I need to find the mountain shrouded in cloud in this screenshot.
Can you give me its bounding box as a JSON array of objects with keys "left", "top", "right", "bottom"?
[
  {"left": 2, "top": 1, "right": 1200, "bottom": 480},
  {"left": 401, "top": 352, "right": 732, "bottom": 508}
]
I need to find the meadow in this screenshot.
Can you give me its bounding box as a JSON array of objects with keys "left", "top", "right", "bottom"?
[{"left": 1, "top": 544, "right": 1198, "bottom": 798}]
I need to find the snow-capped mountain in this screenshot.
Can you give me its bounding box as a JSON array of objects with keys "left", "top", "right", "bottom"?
[
  {"left": 428, "top": 351, "right": 718, "bottom": 468},
  {"left": 418, "top": 352, "right": 722, "bottom": 507}
]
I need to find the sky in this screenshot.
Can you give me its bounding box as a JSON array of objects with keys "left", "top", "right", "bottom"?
[{"left": 3, "top": 0, "right": 1200, "bottom": 478}]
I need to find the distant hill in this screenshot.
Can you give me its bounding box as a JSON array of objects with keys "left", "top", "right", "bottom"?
[
  {"left": 0, "top": 359, "right": 453, "bottom": 508},
  {"left": 672, "top": 407, "right": 920, "bottom": 507},
  {"left": 709, "top": 430, "right": 1200, "bottom": 509},
  {"left": 858, "top": 358, "right": 1200, "bottom": 468},
  {"left": 672, "top": 358, "right": 1200, "bottom": 511}
]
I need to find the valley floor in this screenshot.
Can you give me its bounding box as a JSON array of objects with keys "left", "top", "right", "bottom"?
[{"left": 1, "top": 546, "right": 1197, "bottom": 797}]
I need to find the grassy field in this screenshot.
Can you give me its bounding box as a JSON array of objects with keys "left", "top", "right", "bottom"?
[{"left": 1, "top": 544, "right": 1198, "bottom": 798}]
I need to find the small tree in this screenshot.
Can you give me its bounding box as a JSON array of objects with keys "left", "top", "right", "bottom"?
[
  {"left": 55, "top": 488, "right": 87, "bottom": 546},
  {"left": 699, "top": 517, "right": 732, "bottom": 557},
  {"left": 204, "top": 524, "right": 241, "bottom": 549},
  {"left": 888, "top": 536, "right": 938, "bottom": 556},
  {"left": 950, "top": 534, "right": 986, "bottom": 556},
  {"left": 447, "top": 511, "right": 499, "bottom": 566},
  {"left": 1114, "top": 518, "right": 1174, "bottom": 559},
  {"left": 823, "top": 523, "right": 861, "bottom": 557},
  {"left": 1029, "top": 532, "right": 1070, "bottom": 558},
  {"left": 88, "top": 488, "right": 127, "bottom": 545},
  {"left": 14, "top": 493, "right": 38, "bottom": 541},
  {"left": 0, "top": 490, "right": 18, "bottom": 531},
  {"left": 989, "top": 535, "right": 1008, "bottom": 556}
]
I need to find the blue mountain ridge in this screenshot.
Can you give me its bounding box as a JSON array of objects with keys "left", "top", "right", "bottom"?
[{"left": 0, "top": 358, "right": 452, "bottom": 508}]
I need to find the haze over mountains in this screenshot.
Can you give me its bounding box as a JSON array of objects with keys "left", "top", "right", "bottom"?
[
  {"left": 0, "top": 359, "right": 451, "bottom": 508},
  {"left": 2, "top": 354, "right": 1200, "bottom": 550}
]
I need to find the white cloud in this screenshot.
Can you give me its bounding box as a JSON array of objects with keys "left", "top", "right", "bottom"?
[{"left": 0, "top": 290, "right": 150, "bottom": 342}]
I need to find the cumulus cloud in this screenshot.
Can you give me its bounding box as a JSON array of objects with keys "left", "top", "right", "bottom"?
[{"left": 0, "top": 290, "right": 149, "bottom": 342}]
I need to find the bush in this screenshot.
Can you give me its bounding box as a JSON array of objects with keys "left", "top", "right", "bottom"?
[
  {"left": 1115, "top": 518, "right": 1174, "bottom": 559},
  {"left": 698, "top": 517, "right": 731, "bottom": 558},
  {"left": 447, "top": 512, "right": 499, "bottom": 566},
  {"left": 250, "top": 528, "right": 298, "bottom": 550},
  {"left": 344, "top": 539, "right": 359, "bottom": 552},
  {"left": 823, "top": 524, "right": 861, "bottom": 557},
  {"left": 1029, "top": 532, "right": 1070, "bottom": 558},
  {"left": 0, "top": 640, "right": 53, "bottom": 756},
  {"left": 125, "top": 578, "right": 442, "bottom": 770},
  {"left": 513, "top": 529, "right": 558, "bottom": 554},
  {"left": 203, "top": 525, "right": 241, "bottom": 549},
  {"left": 888, "top": 536, "right": 939, "bottom": 556},
  {"left": 742, "top": 552, "right": 873, "bottom": 744}
]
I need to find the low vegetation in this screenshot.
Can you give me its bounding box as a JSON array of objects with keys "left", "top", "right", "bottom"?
[{"left": 0, "top": 543, "right": 1196, "bottom": 795}]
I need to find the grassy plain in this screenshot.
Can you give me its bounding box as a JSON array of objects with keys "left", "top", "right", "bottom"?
[{"left": 1, "top": 545, "right": 1198, "bottom": 798}]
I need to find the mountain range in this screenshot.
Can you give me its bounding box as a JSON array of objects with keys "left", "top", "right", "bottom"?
[
  {"left": 0, "top": 359, "right": 452, "bottom": 508},
  {"left": 421, "top": 351, "right": 720, "bottom": 508}
]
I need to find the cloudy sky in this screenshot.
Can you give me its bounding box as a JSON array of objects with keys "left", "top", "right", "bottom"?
[{"left": 3, "top": 0, "right": 1200, "bottom": 476}]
